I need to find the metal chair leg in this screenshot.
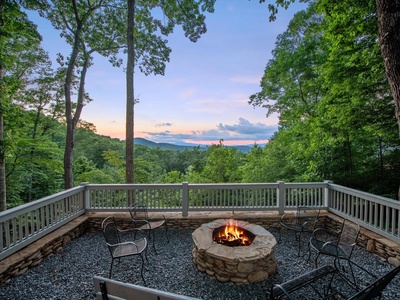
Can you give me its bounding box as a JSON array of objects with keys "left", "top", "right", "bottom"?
[
  {"left": 140, "top": 254, "right": 146, "bottom": 285},
  {"left": 109, "top": 259, "right": 114, "bottom": 278}
]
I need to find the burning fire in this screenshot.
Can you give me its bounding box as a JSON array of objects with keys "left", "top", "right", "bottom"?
[{"left": 213, "top": 220, "right": 254, "bottom": 246}]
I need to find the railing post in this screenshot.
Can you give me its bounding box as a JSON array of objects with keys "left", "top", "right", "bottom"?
[
  {"left": 324, "top": 180, "right": 332, "bottom": 208},
  {"left": 80, "top": 182, "right": 90, "bottom": 210},
  {"left": 277, "top": 181, "right": 285, "bottom": 215},
  {"left": 182, "top": 182, "right": 189, "bottom": 217}
]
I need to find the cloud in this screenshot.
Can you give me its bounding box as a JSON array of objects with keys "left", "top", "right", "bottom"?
[
  {"left": 155, "top": 123, "right": 173, "bottom": 127},
  {"left": 140, "top": 118, "right": 278, "bottom": 145},
  {"left": 217, "top": 117, "right": 274, "bottom": 135}
]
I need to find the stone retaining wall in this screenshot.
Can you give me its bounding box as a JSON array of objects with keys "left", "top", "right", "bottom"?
[
  {"left": 324, "top": 214, "right": 400, "bottom": 263},
  {"left": 0, "top": 216, "right": 89, "bottom": 286},
  {"left": 1, "top": 211, "right": 399, "bottom": 286}
]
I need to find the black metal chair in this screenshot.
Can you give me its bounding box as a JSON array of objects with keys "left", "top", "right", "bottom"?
[
  {"left": 278, "top": 206, "right": 322, "bottom": 256},
  {"left": 128, "top": 203, "right": 168, "bottom": 252},
  {"left": 269, "top": 264, "right": 337, "bottom": 299},
  {"left": 307, "top": 219, "right": 359, "bottom": 266},
  {"left": 269, "top": 263, "right": 400, "bottom": 300},
  {"left": 348, "top": 264, "right": 400, "bottom": 300},
  {"left": 307, "top": 219, "right": 361, "bottom": 287},
  {"left": 101, "top": 217, "right": 148, "bottom": 284}
]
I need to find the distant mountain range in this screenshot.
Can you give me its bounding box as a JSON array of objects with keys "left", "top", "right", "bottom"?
[{"left": 133, "top": 138, "right": 260, "bottom": 153}]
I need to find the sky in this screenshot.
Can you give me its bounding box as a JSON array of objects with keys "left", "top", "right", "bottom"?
[{"left": 30, "top": 1, "right": 308, "bottom": 146}]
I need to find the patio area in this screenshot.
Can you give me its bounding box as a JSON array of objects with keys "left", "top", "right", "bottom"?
[{"left": 0, "top": 226, "right": 399, "bottom": 300}]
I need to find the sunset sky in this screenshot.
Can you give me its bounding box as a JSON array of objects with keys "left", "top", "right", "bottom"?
[{"left": 30, "top": 1, "right": 307, "bottom": 146}]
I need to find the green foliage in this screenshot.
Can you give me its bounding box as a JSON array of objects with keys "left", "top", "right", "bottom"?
[
  {"left": 75, "top": 169, "right": 114, "bottom": 184},
  {"left": 250, "top": 1, "right": 400, "bottom": 198},
  {"left": 3, "top": 0, "right": 400, "bottom": 207},
  {"left": 159, "top": 170, "right": 183, "bottom": 184},
  {"left": 5, "top": 109, "right": 64, "bottom": 204},
  {"left": 201, "top": 140, "right": 244, "bottom": 183}
]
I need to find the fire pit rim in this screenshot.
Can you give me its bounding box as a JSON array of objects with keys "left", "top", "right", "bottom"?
[
  {"left": 192, "top": 219, "right": 277, "bottom": 260},
  {"left": 191, "top": 218, "right": 278, "bottom": 284}
]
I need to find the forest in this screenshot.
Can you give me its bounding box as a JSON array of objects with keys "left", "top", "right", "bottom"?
[{"left": 2, "top": 0, "right": 400, "bottom": 210}]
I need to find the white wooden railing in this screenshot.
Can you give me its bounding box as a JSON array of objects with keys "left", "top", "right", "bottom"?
[
  {"left": 0, "top": 186, "right": 86, "bottom": 260},
  {"left": 1, "top": 181, "right": 399, "bottom": 260}
]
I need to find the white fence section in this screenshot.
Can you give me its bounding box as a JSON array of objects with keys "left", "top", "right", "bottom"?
[
  {"left": 84, "top": 182, "right": 328, "bottom": 215},
  {"left": 328, "top": 184, "right": 400, "bottom": 243},
  {"left": 0, "top": 181, "right": 399, "bottom": 260},
  {"left": 0, "top": 186, "right": 85, "bottom": 260}
]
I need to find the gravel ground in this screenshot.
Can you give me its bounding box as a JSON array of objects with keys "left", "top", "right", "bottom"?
[{"left": 0, "top": 227, "right": 399, "bottom": 300}]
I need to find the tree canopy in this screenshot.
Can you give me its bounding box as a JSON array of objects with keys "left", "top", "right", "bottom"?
[{"left": 2, "top": 0, "right": 400, "bottom": 210}]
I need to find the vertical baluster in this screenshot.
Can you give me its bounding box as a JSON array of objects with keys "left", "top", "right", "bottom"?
[
  {"left": 350, "top": 195, "right": 354, "bottom": 217},
  {"left": 5, "top": 220, "right": 11, "bottom": 247},
  {"left": 0, "top": 222, "right": 4, "bottom": 251},
  {"left": 394, "top": 208, "right": 399, "bottom": 237},
  {"left": 12, "top": 218, "right": 17, "bottom": 245},
  {"left": 17, "top": 215, "right": 22, "bottom": 243},
  {"left": 174, "top": 187, "right": 178, "bottom": 209},
  {"left": 381, "top": 206, "right": 391, "bottom": 233},
  {"left": 397, "top": 209, "right": 400, "bottom": 238},
  {"left": 30, "top": 211, "right": 35, "bottom": 235},
  {"left": 24, "top": 212, "right": 29, "bottom": 238},
  {"left": 369, "top": 200, "right": 373, "bottom": 225}
]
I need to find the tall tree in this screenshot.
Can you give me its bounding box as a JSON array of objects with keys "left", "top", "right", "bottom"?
[
  {"left": 126, "top": 0, "right": 135, "bottom": 183},
  {"left": 124, "top": 0, "right": 216, "bottom": 183},
  {"left": 40, "top": 0, "right": 126, "bottom": 188},
  {"left": 375, "top": 0, "right": 400, "bottom": 133}
]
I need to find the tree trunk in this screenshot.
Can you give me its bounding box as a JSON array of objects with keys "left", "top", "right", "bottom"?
[
  {"left": 376, "top": 0, "right": 400, "bottom": 132},
  {"left": 0, "top": 3, "right": 6, "bottom": 211},
  {"left": 63, "top": 9, "right": 84, "bottom": 189},
  {"left": 376, "top": 0, "right": 400, "bottom": 199},
  {"left": 64, "top": 51, "right": 89, "bottom": 189},
  {"left": 126, "top": 0, "right": 135, "bottom": 183}
]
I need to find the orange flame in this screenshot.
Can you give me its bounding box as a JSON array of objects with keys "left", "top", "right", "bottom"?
[{"left": 217, "top": 220, "right": 250, "bottom": 245}]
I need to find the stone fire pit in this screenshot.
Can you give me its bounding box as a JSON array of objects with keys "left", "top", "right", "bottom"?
[{"left": 192, "top": 219, "right": 277, "bottom": 284}]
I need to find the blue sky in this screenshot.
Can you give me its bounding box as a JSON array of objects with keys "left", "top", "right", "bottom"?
[{"left": 30, "top": 1, "right": 307, "bottom": 146}]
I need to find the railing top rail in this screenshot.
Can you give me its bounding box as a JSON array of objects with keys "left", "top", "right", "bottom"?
[
  {"left": 281, "top": 182, "right": 328, "bottom": 188},
  {"left": 85, "top": 183, "right": 182, "bottom": 190},
  {"left": 328, "top": 183, "right": 400, "bottom": 208},
  {"left": 187, "top": 183, "right": 278, "bottom": 189},
  {"left": 0, "top": 185, "right": 85, "bottom": 222},
  {"left": 83, "top": 182, "right": 329, "bottom": 188}
]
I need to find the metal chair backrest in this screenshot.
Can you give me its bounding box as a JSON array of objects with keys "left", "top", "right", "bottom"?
[
  {"left": 102, "top": 218, "right": 121, "bottom": 254},
  {"left": 348, "top": 265, "right": 400, "bottom": 300},
  {"left": 338, "top": 220, "right": 360, "bottom": 257},
  {"left": 129, "top": 203, "right": 149, "bottom": 220},
  {"left": 295, "top": 206, "right": 321, "bottom": 229}
]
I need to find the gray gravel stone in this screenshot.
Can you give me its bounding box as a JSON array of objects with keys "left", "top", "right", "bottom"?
[{"left": 0, "top": 228, "right": 399, "bottom": 299}]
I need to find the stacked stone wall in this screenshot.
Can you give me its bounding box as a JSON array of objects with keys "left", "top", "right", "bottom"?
[
  {"left": 1, "top": 211, "right": 399, "bottom": 286},
  {"left": 0, "top": 216, "right": 88, "bottom": 286},
  {"left": 324, "top": 213, "right": 400, "bottom": 263}
]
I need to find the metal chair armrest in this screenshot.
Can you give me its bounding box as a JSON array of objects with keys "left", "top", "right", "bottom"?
[
  {"left": 270, "top": 284, "right": 295, "bottom": 300},
  {"left": 117, "top": 227, "right": 144, "bottom": 234},
  {"left": 132, "top": 219, "right": 150, "bottom": 227},
  {"left": 280, "top": 213, "right": 288, "bottom": 222}
]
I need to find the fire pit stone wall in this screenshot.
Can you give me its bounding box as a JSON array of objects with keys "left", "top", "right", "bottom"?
[{"left": 192, "top": 219, "right": 277, "bottom": 284}]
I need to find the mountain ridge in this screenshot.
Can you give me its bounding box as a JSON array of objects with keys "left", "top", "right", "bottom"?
[{"left": 133, "top": 137, "right": 259, "bottom": 153}]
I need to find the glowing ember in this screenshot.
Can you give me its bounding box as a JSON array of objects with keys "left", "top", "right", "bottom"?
[{"left": 213, "top": 220, "right": 255, "bottom": 247}]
